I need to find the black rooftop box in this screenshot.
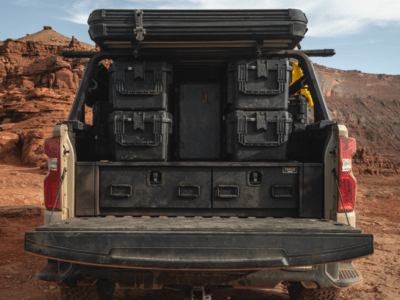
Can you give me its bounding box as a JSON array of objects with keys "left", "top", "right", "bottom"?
[{"left": 88, "top": 9, "right": 308, "bottom": 52}]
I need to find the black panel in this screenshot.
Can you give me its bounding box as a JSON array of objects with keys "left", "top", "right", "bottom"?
[
  {"left": 302, "top": 163, "right": 324, "bottom": 218},
  {"left": 92, "top": 101, "right": 114, "bottom": 160},
  {"left": 75, "top": 165, "right": 96, "bottom": 216},
  {"left": 178, "top": 84, "right": 221, "bottom": 159}
]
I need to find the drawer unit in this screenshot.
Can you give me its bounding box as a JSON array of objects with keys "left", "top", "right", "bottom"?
[
  {"left": 99, "top": 166, "right": 211, "bottom": 208},
  {"left": 212, "top": 166, "right": 300, "bottom": 209}
]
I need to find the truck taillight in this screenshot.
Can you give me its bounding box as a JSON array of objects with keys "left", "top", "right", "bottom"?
[
  {"left": 44, "top": 137, "right": 61, "bottom": 210},
  {"left": 338, "top": 138, "right": 357, "bottom": 212}
]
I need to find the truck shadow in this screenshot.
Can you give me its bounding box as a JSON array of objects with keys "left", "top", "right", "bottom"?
[{"left": 115, "top": 288, "right": 290, "bottom": 300}]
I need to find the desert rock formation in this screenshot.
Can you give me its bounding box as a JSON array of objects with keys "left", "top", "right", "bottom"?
[
  {"left": 0, "top": 27, "right": 94, "bottom": 167},
  {"left": 316, "top": 64, "right": 400, "bottom": 172},
  {"left": 0, "top": 28, "right": 398, "bottom": 174}
]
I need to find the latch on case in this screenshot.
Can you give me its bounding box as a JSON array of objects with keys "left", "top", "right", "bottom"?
[
  {"left": 256, "top": 112, "right": 268, "bottom": 130},
  {"left": 257, "top": 60, "right": 268, "bottom": 78},
  {"left": 133, "top": 63, "right": 145, "bottom": 79},
  {"left": 134, "top": 10, "right": 146, "bottom": 41},
  {"left": 133, "top": 112, "right": 145, "bottom": 130}
]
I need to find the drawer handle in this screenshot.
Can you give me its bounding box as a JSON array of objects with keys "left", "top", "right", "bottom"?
[
  {"left": 110, "top": 184, "right": 132, "bottom": 198},
  {"left": 272, "top": 185, "right": 294, "bottom": 198},
  {"left": 178, "top": 185, "right": 200, "bottom": 198},
  {"left": 217, "top": 185, "right": 239, "bottom": 198}
]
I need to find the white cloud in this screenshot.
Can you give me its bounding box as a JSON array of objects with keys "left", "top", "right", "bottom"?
[
  {"left": 63, "top": 0, "right": 112, "bottom": 24},
  {"left": 64, "top": 0, "right": 400, "bottom": 37}
]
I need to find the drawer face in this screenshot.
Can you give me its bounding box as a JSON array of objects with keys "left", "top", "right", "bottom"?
[
  {"left": 99, "top": 167, "right": 211, "bottom": 208},
  {"left": 212, "top": 167, "right": 300, "bottom": 209}
]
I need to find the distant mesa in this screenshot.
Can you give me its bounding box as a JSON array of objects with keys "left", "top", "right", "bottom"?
[{"left": 10, "top": 26, "right": 95, "bottom": 49}]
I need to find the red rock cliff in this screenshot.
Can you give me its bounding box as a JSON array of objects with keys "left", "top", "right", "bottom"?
[{"left": 0, "top": 27, "right": 94, "bottom": 167}]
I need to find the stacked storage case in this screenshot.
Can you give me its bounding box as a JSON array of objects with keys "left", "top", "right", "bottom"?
[
  {"left": 108, "top": 111, "right": 172, "bottom": 161},
  {"left": 227, "top": 111, "right": 292, "bottom": 161},
  {"left": 227, "top": 60, "right": 291, "bottom": 111},
  {"left": 108, "top": 60, "right": 173, "bottom": 161},
  {"left": 109, "top": 61, "right": 172, "bottom": 110},
  {"left": 227, "top": 59, "right": 293, "bottom": 161}
]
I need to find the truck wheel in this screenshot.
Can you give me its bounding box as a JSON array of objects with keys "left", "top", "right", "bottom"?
[
  {"left": 288, "top": 283, "right": 340, "bottom": 300},
  {"left": 59, "top": 279, "right": 115, "bottom": 300}
]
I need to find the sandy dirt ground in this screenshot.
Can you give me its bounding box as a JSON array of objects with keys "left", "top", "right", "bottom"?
[{"left": 0, "top": 164, "right": 399, "bottom": 300}]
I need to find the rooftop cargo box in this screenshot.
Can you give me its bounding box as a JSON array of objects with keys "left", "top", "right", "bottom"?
[{"left": 88, "top": 9, "right": 308, "bottom": 53}]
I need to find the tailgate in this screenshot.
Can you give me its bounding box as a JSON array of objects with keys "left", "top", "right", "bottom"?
[{"left": 25, "top": 217, "right": 373, "bottom": 269}]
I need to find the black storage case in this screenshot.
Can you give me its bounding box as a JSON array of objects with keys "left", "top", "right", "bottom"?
[
  {"left": 88, "top": 9, "right": 308, "bottom": 51},
  {"left": 178, "top": 83, "right": 221, "bottom": 160},
  {"left": 108, "top": 111, "right": 173, "bottom": 161},
  {"left": 288, "top": 95, "right": 309, "bottom": 131},
  {"left": 227, "top": 111, "right": 292, "bottom": 161},
  {"left": 109, "top": 61, "right": 172, "bottom": 110},
  {"left": 228, "top": 59, "right": 292, "bottom": 111}
]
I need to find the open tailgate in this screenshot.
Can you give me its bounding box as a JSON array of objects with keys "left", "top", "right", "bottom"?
[{"left": 25, "top": 217, "right": 373, "bottom": 269}]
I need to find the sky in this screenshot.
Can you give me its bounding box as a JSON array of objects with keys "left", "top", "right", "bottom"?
[{"left": 1, "top": 0, "right": 400, "bottom": 75}]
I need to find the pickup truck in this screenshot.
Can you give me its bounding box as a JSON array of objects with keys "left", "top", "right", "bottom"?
[{"left": 25, "top": 9, "right": 373, "bottom": 300}]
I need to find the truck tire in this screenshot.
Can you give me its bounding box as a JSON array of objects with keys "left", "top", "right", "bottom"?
[
  {"left": 288, "top": 283, "right": 340, "bottom": 300},
  {"left": 59, "top": 279, "right": 115, "bottom": 300}
]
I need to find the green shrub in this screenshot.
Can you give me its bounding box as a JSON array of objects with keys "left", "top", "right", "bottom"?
[{"left": 18, "top": 85, "right": 28, "bottom": 92}]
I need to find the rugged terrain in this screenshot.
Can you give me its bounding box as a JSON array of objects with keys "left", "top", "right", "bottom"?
[
  {"left": 0, "top": 164, "right": 399, "bottom": 300},
  {"left": 316, "top": 64, "right": 400, "bottom": 170}
]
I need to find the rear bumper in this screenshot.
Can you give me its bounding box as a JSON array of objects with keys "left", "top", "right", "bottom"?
[
  {"left": 25, "top": 216, "right": 373, "bottom": 270},
  {"left": 43, "top": 210, "right": 62, "bottom": 224}
]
